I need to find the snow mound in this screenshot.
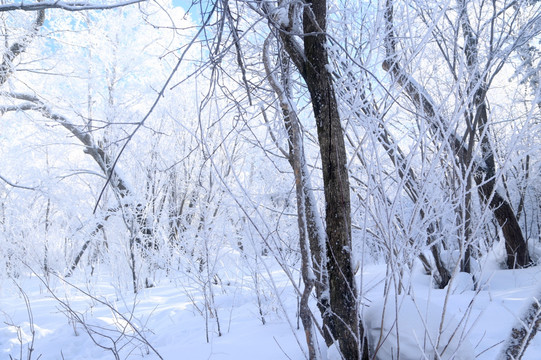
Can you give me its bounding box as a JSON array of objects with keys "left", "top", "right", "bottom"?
[
  {"left": 365, "top": 295, "right": 474, "bottom": 360},
  {"left": 446, "top": 272, "right": 474, "bottom": 294}
]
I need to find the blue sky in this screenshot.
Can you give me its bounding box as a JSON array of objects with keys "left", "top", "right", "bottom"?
[
  {"left": 172, "top": 0, "right": 189, "bottom": 7},
  {"left": 172, "top": 0, "right": 204, "bottom": 23}
]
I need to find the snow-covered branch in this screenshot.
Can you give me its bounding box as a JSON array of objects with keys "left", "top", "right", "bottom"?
[
  {"left": 0, "top": 92, "right": 131, "bottom": 195},
  {"left": 0, "top": 173, "right": 37, "bottom": 191},
  {"left": 500, "top": 294, "right": 541, "bottom": 360},
  {"left": 0, "top": 9, "right": 44, "bottom": 86},
  {"left": 0, "top": 0, "right": 146, "bottom": 12}
]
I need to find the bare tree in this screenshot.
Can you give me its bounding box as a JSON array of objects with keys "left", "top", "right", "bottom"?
[
  {"left": 382, "top": 0, "right": 538, "bottom": 270},
  {"left": 1, "top": 92, "right": 154, "bottom": 289},
  {"left": 256, "top": 0, "right": 368, "bottom": 357}
]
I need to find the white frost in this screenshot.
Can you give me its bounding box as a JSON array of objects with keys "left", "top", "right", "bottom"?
[{"left": 273, "top": 7, "right": 290, "bottom": 28}]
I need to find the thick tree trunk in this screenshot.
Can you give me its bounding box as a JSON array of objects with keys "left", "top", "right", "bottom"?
[
  {"left": 268, "top": 1, "right": 367, "bottom": 357},
  {"left": 263, "top": 0, "right": 368, "bottom": 356},
  {"left": 306, "top": 64, "right": 360, "bottom": 359},
  {"left": 302, "top": 2, "right": 365, "bottom": 358}
]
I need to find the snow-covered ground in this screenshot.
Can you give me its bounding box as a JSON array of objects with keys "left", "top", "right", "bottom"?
[{"left": 1, "top": 262, "right": 540, "bottom": 359}]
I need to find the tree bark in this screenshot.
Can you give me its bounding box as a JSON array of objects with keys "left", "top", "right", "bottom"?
[
  {"left": 499, "top": 291, "right": 541, "bottom": 360},
  {"left": 300, "top": 2, "right": 365, "bottom": 358},
  {"left": 478, "top": 177, "right": 531, "bottom": 268},
  {"left": 261, "top": 0, "right": 367, "bottom": 356},
  {"left": 0, "top": 10, "right": 44, "bottom": 86}
]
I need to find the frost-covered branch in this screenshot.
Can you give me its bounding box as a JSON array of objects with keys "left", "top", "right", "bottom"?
[
  {"left": 32, "top": 269, "right": 164, "bottom": 359},
  {"left": 258, "top": 0, "right": 307, "bottom": 79},
  {"left": 382, "top": 0, "right": 531, "bottom": 269},
  {"left": 0, "top": 9, "right": 44, "bottom": 86},
  {"left": 0, "top": 0, "right": 146, "bottom": 12},
  {"left": 0, "top": 92, "right": 130, "bottom": 195},
  {"left": 263, "top": 32, "right": 326, "bottom": 359}
]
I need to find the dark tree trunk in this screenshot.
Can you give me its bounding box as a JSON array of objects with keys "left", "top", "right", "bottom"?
[
  {"left": 301, "top": 2, "right": 365, "bottom": 358},
  {"left": 264, "top": 0, "right": 368, "bottom": 356},
  {"left": 477, "top": 178, "right": 531, "bottom": 268}
]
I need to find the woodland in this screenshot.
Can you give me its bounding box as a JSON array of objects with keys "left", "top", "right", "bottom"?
[{"left": 0, "top": 0, "right": 541, "bottom": 359}]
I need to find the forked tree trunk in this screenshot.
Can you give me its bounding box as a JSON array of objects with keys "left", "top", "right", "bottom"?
[
  {"left": 383, "top": 0, "right": 531, "bottom": 270},
  {"left": 459, "top": 1, "right": 530, "bottom": 269}
]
